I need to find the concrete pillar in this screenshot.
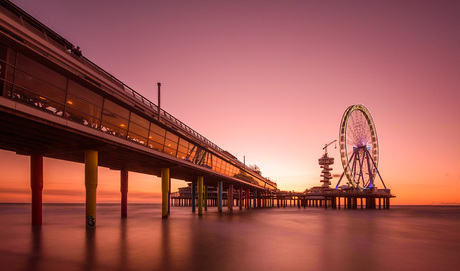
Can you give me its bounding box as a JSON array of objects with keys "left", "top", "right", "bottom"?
[
  {"left": 30, "top": 155, "right": 43, "bottom": 226},
  {"left": 161, "top": 168, "right": 169, "bottom": 218},
  {"left": 85, "top": 150, "right": 98, "bottom": 228},
  {"left": 120, "top": 169, "right": 128, "bottom": 218},
  {"left": 229, "top": 185, "right": 233, "bottom": 211},
  {"left": 239, "top": 187, "right": 243, "bottom": 209},
  {"left": 198, "top": 176, "right": 203, "bottom": 216},
  {"left": 253, "top": 190, "right": 257, "bottom": 208},
  {"left": 192, "top": 181, "right": 196, "bottom": 213},
  {"left": 218, "top": 181, "right": 223, "bottom": 213},
  {"left": 246, "top": 189, "right": 250, "bottom": 209},
  {"left": 204, "top": 185, "right": 208, "bottom": 211},
  {"left": 168, "top": 174, "right": 171, "bottom": 214}
]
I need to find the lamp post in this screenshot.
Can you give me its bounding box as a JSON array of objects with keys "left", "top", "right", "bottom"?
[{"left": 157, "top": 82, "right": 161, "bottom": 121}]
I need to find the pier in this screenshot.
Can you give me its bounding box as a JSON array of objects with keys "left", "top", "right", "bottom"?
[
  {"left": 171, "top": 185, "right": 394, "bottom": 210},
  {"left": 274, "top": 189, "right": 393, "bottom": 209},
  {"left": 0, "top": 0, "right": 395, "bottom": 229},
  {"left": 0, "top": 0, "right": 277, "bottom": 226}
]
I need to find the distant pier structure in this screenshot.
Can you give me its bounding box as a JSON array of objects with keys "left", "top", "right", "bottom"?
[
  {"left": 172, "top": 104, "right": 395, "bottom": 210},
  {"left": 275, "top": 104, "right": 395, "bottom": 209}
]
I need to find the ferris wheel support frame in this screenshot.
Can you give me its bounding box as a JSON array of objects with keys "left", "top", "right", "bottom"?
[{"left": 335, "top": 142, "right": 387, "bottom": 190}]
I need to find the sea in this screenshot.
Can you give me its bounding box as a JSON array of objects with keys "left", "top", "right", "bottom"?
[{"left": 1, "top": 204, "right": 459, "bottom": 271}]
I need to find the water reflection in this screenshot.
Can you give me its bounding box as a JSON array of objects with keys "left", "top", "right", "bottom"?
[
  {"left": 118, "top": 219, "right": 128, "bottom": 270},
  {"left": 27, "top": 226, "right": 42, "bottom": 271},
  {"left": 84, "top": 228, "right": 96, "bottom": 271},
  {"left": 1, "top": 205, "right": 459, "bottom": 271},
  {"left": 160, "top": 219, "right": 172, "bottom": 270}
]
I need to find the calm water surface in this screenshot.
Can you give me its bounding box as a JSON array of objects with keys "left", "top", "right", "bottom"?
[{"left": 1, "top": 204, "right": 459, "bottom": 271}]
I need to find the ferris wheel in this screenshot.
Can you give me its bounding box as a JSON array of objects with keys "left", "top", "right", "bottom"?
[{"left": 336, "top": 104, "right": 386, "bottom": 190}]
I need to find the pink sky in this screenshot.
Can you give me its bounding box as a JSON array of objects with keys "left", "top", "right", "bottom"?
[{"left": 1, "top": 0, "right": 459, "bottom": 205}]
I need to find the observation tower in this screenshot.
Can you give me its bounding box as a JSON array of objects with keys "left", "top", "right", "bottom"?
[{"left": 318, "top": 140, "right": 336, "bottom": 189}]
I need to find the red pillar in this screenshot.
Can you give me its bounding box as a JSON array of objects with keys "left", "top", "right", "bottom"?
[
  {"left": 246, "top": 188, "right": 250, "bottom": 209},
  {"left": 121, "top": 169, "right": 128, "bottom": 218},
  {"left": 229, "top": 184, "right": 233, "bottom": 211},
  {"left": 31, "top": 155, "right": 43, "bottom": 225},
  {"left": 239, "top": 187, "right": 243, "bottom": 209}
]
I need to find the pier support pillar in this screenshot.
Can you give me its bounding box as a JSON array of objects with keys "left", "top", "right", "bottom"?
[
  {"left": 192, "top": 181, "right": 196, "bottom": 213},
  {"left": 246, "top": 189, "right": 250, "bottom": 209},
  {"left": 253, "top": 190, "right": 257, "bottom": 208},
  {"left": 197, "top": 176, "right": 203, "bottom": 216},
  {"left": 239, "top": 187, "right": 243, "bottom": 209},
  {"left": 229, "top": 184, "right": 233, "bottom": 211},
  {"left": 30, "top": 155, "right": 43, "bottom": 226},
  {"left": 204, "top": 185, "right": 208, "bottom": 211},
  {"left": 85, "top": 150, "right": 98, "bottom": 228},
  {"left": 168, "top": 174, "right": 171, "bottom": 214},
  {"left": 161, "top": 168, "right": 169, "bottom": 218},
  {"left": 120, "top": 169, "right": 128, "bottom": 218},
  {"left": 218, "top": 181, "right": 223, "bottom": 213}
]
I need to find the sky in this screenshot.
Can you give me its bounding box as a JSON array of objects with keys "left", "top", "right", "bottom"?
[{"left": 1, "top": 0, "right": 459, "bottom": 205}]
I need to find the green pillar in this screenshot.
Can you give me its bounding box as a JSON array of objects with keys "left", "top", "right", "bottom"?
[
  {"left": 85, "top": 150, "right": 98, "bottom": 228},
  {"left": 218, "top": 181, "right": 223, "bottom": 212},
  {"left": 161, "top": 168, "right": 170, "bottom": 218}
]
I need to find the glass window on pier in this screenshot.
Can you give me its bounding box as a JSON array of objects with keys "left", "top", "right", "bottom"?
[
  {"left": 101, "top": 99, "right": 129, "bottom": 138},
  {"left": 0, "top": 43, "right": 15, "bottom": 98},
  {"left": 164, "top": 131, "right": 178, "bottom": 156},
  {"left": 13, "top": 53, "right": 67, "bottom": 115},
  {"left": 177, "top": 138, "right": 190, "bottom": 160},
  {"left": 186, "top": 143, "right": 196, "bottom": 162},
  {"left": 148, "top": 124, "right": 166, "bottom": 151},
  {"left": 128, "top": 112, "right": 149, "bottom": 146},
  {"left": 65, "top": 80, "right": 102, "bottom": 128}
]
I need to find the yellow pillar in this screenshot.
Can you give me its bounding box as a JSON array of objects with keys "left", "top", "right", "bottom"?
[
  {"left": 85, "top": 150, "right": 98, "bottom": 228},
  {"left": 198, "top": 176, "right": 203, "bottom": 216},
  {"left": 161, "top": 168, "right": 170, "bottom": 218}
]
